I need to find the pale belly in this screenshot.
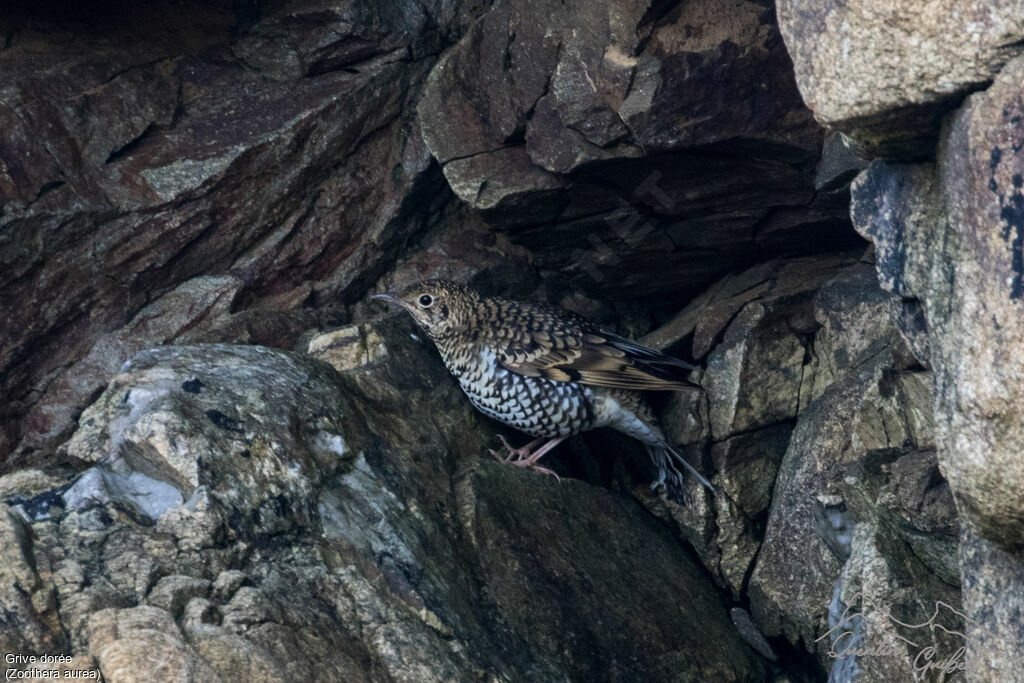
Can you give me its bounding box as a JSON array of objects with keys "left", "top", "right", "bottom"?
[{"left": 453, "top": 354, "right": 597, "bottom": 439}]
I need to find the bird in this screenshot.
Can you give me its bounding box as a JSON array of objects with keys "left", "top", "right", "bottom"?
[{"left": 372, "top": 279, "right": 714, "bottom": 497}]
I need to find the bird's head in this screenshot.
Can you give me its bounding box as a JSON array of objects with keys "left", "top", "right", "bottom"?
[{"left": 372, "top": 279, "right": 479, "bottom": 338}]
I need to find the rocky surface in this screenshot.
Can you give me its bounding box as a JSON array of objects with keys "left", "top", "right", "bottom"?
[
  {"left": 1, "top": 341, "right": 764, "bottom": 682},
  {"left": 0, "top": 0, "right": 863, "bottom": 466},
  {"left": 623, "top": 254, "right": 963, "bottom": 679},
  {"left": 3, "top": 0, "right": 1024, "bottom": 681},
  {"left": 777, "top": 0, "right": 1024, "bottom": 159},
  {"left": 0, "top": 0, "right": 473, "bottom": 464},
  {"left": 418, "top": 0, "right": 857, "bottom": 304},
  {"left": 848, "top": 55, "right": 1024, "bottom": 680}
]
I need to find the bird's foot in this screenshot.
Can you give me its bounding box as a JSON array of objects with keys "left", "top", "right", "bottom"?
[
  {"left": 511, "top": 461, "right": 560, "bottom": 480},
  {"left": 489, "top": 435, "right": 541, "bottom": 464},
  {"left": 488, "top": 435, "right": 563, "bottom": 481}
]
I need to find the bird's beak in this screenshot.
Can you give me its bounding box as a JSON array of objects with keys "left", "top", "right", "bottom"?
[{"left": 372, "top": 292, "right": 408, "bottom": 310}]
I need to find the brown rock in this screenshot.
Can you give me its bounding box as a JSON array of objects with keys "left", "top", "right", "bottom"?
[
  {"left": 418, "top": 0, "right": 856, "bottom": 304},
  {"left": 0, "top": 0, "right": 463, "bottom": 465}
]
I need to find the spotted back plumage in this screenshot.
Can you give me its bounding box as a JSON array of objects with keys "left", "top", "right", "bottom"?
[{"left": 380, "top": 280, "right": 699, "bottom": 393}]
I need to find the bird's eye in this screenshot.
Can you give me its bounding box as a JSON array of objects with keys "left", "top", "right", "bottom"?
[{"left": 418, "top": 294, "right": 434, "bottom": 308}]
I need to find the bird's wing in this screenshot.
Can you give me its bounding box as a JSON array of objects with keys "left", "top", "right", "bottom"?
[{"left": 484, "top": 300, "right": 699, "bottom": 391}]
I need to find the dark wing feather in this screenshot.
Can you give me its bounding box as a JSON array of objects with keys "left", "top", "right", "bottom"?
[{"left": 483, "top": 298, "right": 699, "bottom": 391}]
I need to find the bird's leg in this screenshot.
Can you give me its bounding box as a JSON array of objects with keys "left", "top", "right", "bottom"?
[
  {"left": 488, "top": 435, "right": 564, "bottom": 480},
  {"left": 489, "top": 435, "right": 543, "bottom": 463},
  {"left": 510, "top": 437, "right": 565, "bottom": 479},
  {"left": 518, "top": 437, "right": 565, "bottom": 467}
]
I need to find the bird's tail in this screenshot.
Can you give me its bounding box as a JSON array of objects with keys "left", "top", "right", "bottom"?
[{"left": 646, "top": 441, "right": 715, "bottom": 496}]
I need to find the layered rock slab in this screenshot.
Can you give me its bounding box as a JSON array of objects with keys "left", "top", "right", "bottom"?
[
  {"left": 417, "top": 0, "right": 857, "bottom": 303},
  {"left": 0, "top": 0, "right": 464, "bottom": 465},
  {"left": 631, "top": 255, "right": 962, "bottom": 679}
]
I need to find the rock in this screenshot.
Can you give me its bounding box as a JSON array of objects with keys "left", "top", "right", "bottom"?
[
  {"left": 0, "top": 504, "right": 65, "bottom": 658},
  {"left": 181, "top": 597, "right": 220, "bottom": 631},
  {"left": 778, "top": 0, "right": 1024, "bottom": 158},
  {"left": 642, "top": 252, "right": 860, "bottom": 360},
  {"left": 625, "top": 254, "right": 960, "bottom": 678},
  {"left": 61, "top": 345, "right": 357, "bottom": 538},
  {"left": 371, "top": 205, "right": 539, "bottom": 305},
  {"left": 1, "top": 470, "right": 68, "bottom": 523},
  {"left": 652, "top": 254, "right": 866, "bottom": 446},
  {"left": 704, "top": 302, "right": 806, "bottom": 440},
  {"left": 823, "top": 441, "right": 963, "bottom": 680},
  {"left": 0, "top": 0, "right": 463, "bottom": 465},
  {"left": 851, "top": 162, "right": 946, "bottom": 300},
  {"left": 747, "top": 367, "right": 860, "bottom": 659},
  {"left": 88, "top": 606, "right": 220, "bottom": 683},
  {"left": 640, "top": 257, "right": 841, "bottom": 596},
  {"left": 0, "top": 338, "right": 763, "bottom": 681},
  {"left": 712, "top": 425, "right": 793, "bottom": 522},
  {"left": 303, "top": 323, "right": 390, "bottom": 372},
  {"left": 828, "top": 516, "right": 964, "bottom": 682},
  {"left": 210, "top": 570, "right": 248, "bottom": 603},
  {"left": 421, "top": 0, "right": 818, "bottom": 178},
  {"left": 417, "top": 0, "right": 857, "bottom": 303},
  {"left": 220, "top": 586, "right": 282, "bottom": 629},
  {"left": 146, "top": 575, "right": 211, "bottom": 617},
  {"left": 937, "top": 55, "right": 1024, "bottom": 549},
  {"left": 19, "top": 275, "right": 243, "bottom": 463},
  {"left": 8, "top": 0, "right": 1024, "bottom": 679},
  {"left": 463, "top": 464, "right": 764, "bottom": 681},
  {"left": 959, "top": 517, "right": 1024, "bottom": 683},
  {"left": 742, "top": 264, "right": 932, "bottom": 668},
  {"left": 187, "top": 629, "right": 287, "bottom": 683},
  {"left": 815, "top": 133, "right": 867, "bottom": 192},
  {"left": 851, "top": 54, "right": 1024, "bottom": 679},
  {"left": 0, "top": 469, "right": 61, "bottom": 500}
]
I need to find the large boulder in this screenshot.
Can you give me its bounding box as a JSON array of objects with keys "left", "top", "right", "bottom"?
[
  {"left": 2, "top": 339, "right": 764, "bottom": 681},
  {"left": 777, "top": 0, "right": 1024, "bottom": 158}
]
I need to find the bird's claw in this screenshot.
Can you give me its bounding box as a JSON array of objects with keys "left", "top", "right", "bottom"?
[
  {"left": 488, "top": 435, "right": 561, "bottom": 481},
  {"left": 491, "top": 435, "right": 536, "bottom": 464},
  {"left": 487, "top": 448, "right": 522, "bottom": 465},
  {"left": 509, "top": 459, "right": 561, "bottom": 482}
]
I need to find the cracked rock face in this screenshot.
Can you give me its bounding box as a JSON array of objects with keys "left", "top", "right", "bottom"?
[
  {"left": 0, "top": 0, "right": 463, "bottom": 464},
  {"left": 416, "top": 0, "right": 857, "bottom": 303},
  {"left": 848, "top": 54, "right": 1024, "bottom": 678},
  {"left": 0, "top": 0, "right": 864, "bottom": 469},
  {"left": 625, "top": 255, "right": 962, "bottom": 677},
  {"left": 0, "top": 260, "right": 970, "bottom": 682}
]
